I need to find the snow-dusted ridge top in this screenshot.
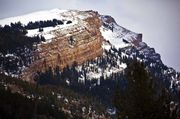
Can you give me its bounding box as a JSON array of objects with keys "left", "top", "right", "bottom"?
[
  {"left": 0, "top": 9, "right": 67, "bottom": 26},
  {"left": 0, "top": 9, "right": 92, "bottom": 26},
  {"left": 0, "top": 9, "right": 96, "bottom": 41},
  {"left": 0, "top": 8, "right": 142, "bottom": 50}
]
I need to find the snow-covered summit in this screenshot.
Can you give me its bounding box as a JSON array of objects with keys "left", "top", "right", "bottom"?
[
  {"left": 0, "top": 9, "right": 94, "bottom": 26},
  {"left": 0, "top": 9, "right": 67, "bottom": 26},
  {"left": 0, "top": 9, "right": 142, "bottom": 48},
  {"left": 0, "top": 9, "right": 98, "bottom": 43},
  {"left": 0, "top": 9, "right": 179, "bottom": 99}
]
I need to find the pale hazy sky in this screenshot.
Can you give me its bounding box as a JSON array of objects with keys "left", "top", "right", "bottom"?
[{"left": 0, "top": 0, "right": 180, "bottom": 71}]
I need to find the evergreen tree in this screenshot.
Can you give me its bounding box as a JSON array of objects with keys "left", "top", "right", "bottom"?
[{"left": 114, "top": 60, "right": 171, "bottom": 119}]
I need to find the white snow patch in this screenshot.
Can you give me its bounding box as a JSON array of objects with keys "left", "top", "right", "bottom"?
[
  {"left": 0, "top": 9, "right": 93, "bottom": 27},
  {"left": 43, "top": 34, "right": 54, "bottom": 40},
  {"left": 102, "top": 42, "right": 111, "bottom": 50},
  {"left": 85, "top": 62, "right": 127, "bottom": 80},
  {"left": 87, "top": 72, "right": 102, "bottom": 79},
  {"left": 0, "top": 9, "right": 67, "bottom": 26},
  {"left": 119, "top": 63, "right": 127, "bottom": 69},
  {"left": 100, "top": 26, "right": 131, "bottom": 49},
  {"left": 26, "top": 20, "right": 78, "bottom": 43},
  {"left": 66, "top": 80, "right": 70, "bottom": 85}
]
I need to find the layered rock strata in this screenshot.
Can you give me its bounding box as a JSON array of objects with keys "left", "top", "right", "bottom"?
[{"left": 22, "top": 11, "right": 104, "bottom": 81}]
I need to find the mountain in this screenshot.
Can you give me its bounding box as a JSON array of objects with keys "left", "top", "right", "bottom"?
[{"left": 0, "top": 9, "right": 180, "bottom": 118}]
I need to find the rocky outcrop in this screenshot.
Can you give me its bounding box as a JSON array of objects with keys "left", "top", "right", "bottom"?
[{"left": 22, "top": 11, "right": 104, "bottom": 81}]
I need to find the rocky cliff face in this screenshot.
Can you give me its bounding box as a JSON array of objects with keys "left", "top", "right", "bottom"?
[
  {"left": 21, "top": 11, "right": 104, "bottom": 81},
  {"left": 1, "top": 9, "right": 180, "bottom": 118},
  {"left": 0, "top": 9, "right": 179, "bottom": 91}
]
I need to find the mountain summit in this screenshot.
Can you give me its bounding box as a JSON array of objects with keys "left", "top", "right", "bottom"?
[
  {"left": 0, "top": 8, "right": 179, "bottom": 91},
  {"left": 0, "top": 9, "right": 179, "bottom": 118}
]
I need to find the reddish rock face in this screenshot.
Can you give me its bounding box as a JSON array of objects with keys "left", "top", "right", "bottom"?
[{"left": 22, "top": 11, "right": 104, "bottom": 81}]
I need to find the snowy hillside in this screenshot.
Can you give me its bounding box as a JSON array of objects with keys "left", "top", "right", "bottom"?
[
  {"left": 0, "top": 9, "right": 67, "bottom": 26},
  {"left": 0, "top": 9, "right": 96, "bottom": 44},
  {"left": 0, "top": 9, "right": 94, "bottom": 26},
  {"left": 100, "top": 15, "right": 142, "bottom": 49},
  {"left": 0, "top": 8, "right": 179, "bottom": 101},
  {"left": 99, "top": 15, "right": 180, "bottom": 99},
  {"left": 0, "top": 9, "right": 140, "bottom": 50},
  {"left": 0, "top": 9, "right": 180, "bottom": 118}
]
